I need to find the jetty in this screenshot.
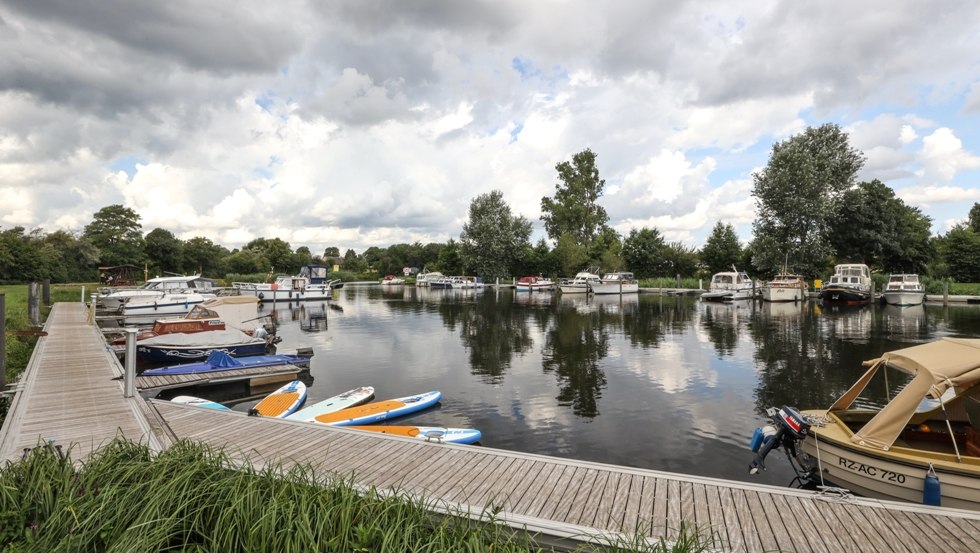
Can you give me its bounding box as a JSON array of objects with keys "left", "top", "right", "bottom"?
[{"left": 2, "top": 302, "right": 980, "bottom": 552}]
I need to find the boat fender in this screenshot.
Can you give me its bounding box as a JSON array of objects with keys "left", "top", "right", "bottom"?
[
  {"left": 247, "top": 408, "right": 261, "bottom": 417},
  {"left": 923, "top": 464, "right": 941, "bottom": 506},
  {"left": 257, "top": 292, "right": 264, "bottom": 300}
]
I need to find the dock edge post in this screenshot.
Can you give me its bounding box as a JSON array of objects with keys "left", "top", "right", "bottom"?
[{"left": 123, "top": 328, "right": 138, "bottom": 398}]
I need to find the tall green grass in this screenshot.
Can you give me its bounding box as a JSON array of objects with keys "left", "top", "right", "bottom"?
[{"left": 0, "top": 438, "right": 717, "bottom": 552}]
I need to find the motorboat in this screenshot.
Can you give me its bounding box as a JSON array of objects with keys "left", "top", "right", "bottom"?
[
  {"left": 748, "top": 338, "right": 980, "bottom": 510},
  {"left": 233, "top": 264, "right": 343, "bottom": 302},
  {"left": 589, "top": 272, "right": 639, "bottom": 295},
  {"left": 429, "top": 276, "right": 478, "bottom": 289},
  {"left": 99, "top": 274, "right": 213, "bottom": 311},
  {"left": 820, "top": 263, "right": 872, "bottom": 305},
  {"left": 414, "top": 268, "right": 444, "bottom": 287},
  {"left": 120, "top": 291, "right": 217, "bottom": 324},
  {"left": 882, "top": 274, "right": 926, "bottom": 306},
  {"left": 515, "top": 275, "right": 555, "bottom": 292},
  {"left": 109, "top": 296, "right": 268, "bottom": 345},
  {"left": 135, "top": 328, "right": 274, "bottom": 363},
  {"left": 762, "top": 274, "right": 806, "bottom": 303},
  {"left": 558, "top": 267, "right": 601, "bottom": 294},
  {"left": 701, "top": 269, "right": 756, "bottom": 302},
  {"left": 380, "top": 274, "right": 405, "bottom": 286}
]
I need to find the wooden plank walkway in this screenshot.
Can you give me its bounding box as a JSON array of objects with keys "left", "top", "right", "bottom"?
[
  {"left": 151, "top": 400, "right": 980, "bottom": 553},
  {"left": 136, "top": 365, "right": 302, "bottom": 396},
  {"left": 0, "top": 303, "right": 161, "bottom": 461}
]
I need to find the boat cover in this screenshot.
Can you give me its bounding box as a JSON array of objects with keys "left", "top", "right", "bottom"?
[
  {"left": 138, "top": 329, "right": 261, "bottom": 347},
  {"left": 828, "top": 338, "right": 980, "bottom": 450}
]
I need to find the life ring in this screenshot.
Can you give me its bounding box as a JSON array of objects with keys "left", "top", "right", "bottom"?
[{"left": 257, "top": 292, "right": 265, "bottom": 299}]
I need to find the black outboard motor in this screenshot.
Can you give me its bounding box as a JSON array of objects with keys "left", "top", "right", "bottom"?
[{"left": 749, "top": 406, "right": 809, "bottom": 474}]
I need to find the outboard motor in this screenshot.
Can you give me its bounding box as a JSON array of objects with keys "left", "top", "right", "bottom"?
[{"left": 749, "top": 406, "right": 810, "bottom": 474}]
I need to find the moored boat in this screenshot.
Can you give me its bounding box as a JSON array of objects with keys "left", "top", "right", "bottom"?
[
  {"left": 380, "top": 274, "right": 405, "bottom": 286},
  {"left": 99, "top": 274, "right": 214, "bottom": 311},
  {"left": 820, "top": 263, "right": 872, "bottom": 305},
  {"left": 558, "top": 267, "right": 601, "bottom": 294},
  {"left": 233, "top": 264, "right": 342, "bottom": 302},
  {"left": 515, "top": 275, "right": 555, "bottom": 292},
  {"left": 141, "top": 350, "right": 312, "bottom": 376},
  {"left": 882, "top": 274, "right": 926, "bottom": 306},
  {"left": 589, "top": 272, "right": 639, "bottom": 295},
  {"left": 762, "top": 274, "right": 806, "bottom": 303},
  {"left": 135, "top": 328, "right": 273, "bottom": 363},
  {"left": 701, "top": 269, "right": 756, "bottom": 302},
  {"left": 414, "top": 268, "right": 444, "bottom": 287},
  {"left": 748, "top": 338, "right": 980, "bottom": 510},
  {"left": 120, "top": 291, "right": 217, "bottom": 324}
]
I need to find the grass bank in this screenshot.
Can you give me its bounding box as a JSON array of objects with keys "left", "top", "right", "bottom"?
[{"left": 0, "top": 438, "right": 715, "bottom": 552}]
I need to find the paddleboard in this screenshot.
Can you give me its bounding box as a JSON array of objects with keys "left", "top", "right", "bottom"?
[
  {"left": 347, "top": 425, "right": 481, "bottom": 445},
  {"left": 171, "top": 395, "right": 230, "bottom": 411},
  {"left": 313, "top": 390, "right": 442, "bottom": 426},
  {"left": 250, "top": 380, "right": 307, "bottom": 418},
  {"left": 285, "top": 386, "right": 375, "bottom": 421}
]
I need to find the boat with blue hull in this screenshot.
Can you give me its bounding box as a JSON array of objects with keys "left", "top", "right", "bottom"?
[
  {"left": 135, "top": 329, "right": 273, "bottom": 363},
  {"left": 141, "top": 350, "right": 311, "bottom": 375}
]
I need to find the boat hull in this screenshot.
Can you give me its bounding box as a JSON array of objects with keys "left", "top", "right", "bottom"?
[
  {"left": 589, "top": 282, "right": 639, "bottom": 295},
  {"left": 882, "top": 291, "right": 925, "bottom": 306},
  {"left": 802, "top": 419, "right": 980, "bottom": 510},
  {"left": 762, "top": 287, "right": 803, "bottom": 302},
  {"left": 238, "top": 286, "right": 337, "bottom": 302},
  {"left": 820, "top": 287, "right": 872, "bottom": 305},
  {"left": 558, "top": 284, "right": 589, "bottom": 294},
  {"left": 137, "top": 341, "right": 269, "bottom": 363}
]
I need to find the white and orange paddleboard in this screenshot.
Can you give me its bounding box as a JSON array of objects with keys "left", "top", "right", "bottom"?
[
  {"left": 285, "top": 386, "right": 375, "bottom": 422},
  {"left": 250, "top": 380, "right": 307, "bottom": 418},
  {"left": 171, "top": 395, "right": 230, "bottom": 411},
  {"left": 313, "top": 391, "right": 441, "bottom": 426},
  {"left": 347, "top": 425, "right": 481, "bottom": 444}
]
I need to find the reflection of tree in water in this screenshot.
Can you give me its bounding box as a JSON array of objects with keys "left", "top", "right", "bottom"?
[
  {"left": 450, "top": 293, "right": 534, "bottom": 384},
  {"left": 623, "top": 296, "right": 696, "bottom": 348},
  {"left": 542, "top": 304, "right": 609, "bottom": 418},
  {"left": 700, "top": 302, "right": 743, "bottom": 356},
  {"left": 750, "top": 303, "right": 916, "bottom": 417}
]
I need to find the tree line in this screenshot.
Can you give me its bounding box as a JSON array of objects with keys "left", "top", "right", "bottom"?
[{"left": 1, "top": 123, "right": 978, "bottom": 284}]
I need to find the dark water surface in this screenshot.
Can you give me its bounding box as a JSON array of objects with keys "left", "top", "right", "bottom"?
[{"left": 239, "top": 286, "right": 980, "bottom": 489}]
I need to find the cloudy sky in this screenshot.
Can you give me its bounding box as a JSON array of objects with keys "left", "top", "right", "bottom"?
[{"left": 2, "top": 1, "right": 980, "bottom": 255}]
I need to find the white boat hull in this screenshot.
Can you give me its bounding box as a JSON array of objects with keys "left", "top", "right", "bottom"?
[
  {"left": 589, "top": 282, "right": 639, "bottom": 295},
  {"left": 559, "top": 284, "right": 589, "bottom": 294},
  {"left": 762, "top": 287, "right": 803, "bottom": 302},
  {"left": 238, "top": 286, "right": 336, "bottom": 302},
  {"left": 882, "top": 291, "right": 925, "bottom": 306}
]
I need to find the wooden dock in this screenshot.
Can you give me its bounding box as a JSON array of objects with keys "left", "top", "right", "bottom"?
[
  {"left": 136, "top": 365, "right": 303, "bottom": 396},
  {"left": 3, "top": 302, "right": 980, "bottom": 552}
]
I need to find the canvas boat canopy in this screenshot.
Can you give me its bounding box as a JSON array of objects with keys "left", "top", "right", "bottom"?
[{"left": 828, "top": 338, "right": 980, "bottom": 450}]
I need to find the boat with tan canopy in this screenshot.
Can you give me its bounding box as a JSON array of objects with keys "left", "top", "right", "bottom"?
[{"left": 748, "top": 338, "right": 980, "bottom": 510}]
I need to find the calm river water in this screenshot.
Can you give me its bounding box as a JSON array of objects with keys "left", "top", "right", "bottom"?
[{"left": 230, "top": 286, "right": 980, "bottom": 489}]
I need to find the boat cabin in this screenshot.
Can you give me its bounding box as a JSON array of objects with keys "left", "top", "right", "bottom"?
[{"left": 827, "top": 264, "right": 870, "bottom": 287}]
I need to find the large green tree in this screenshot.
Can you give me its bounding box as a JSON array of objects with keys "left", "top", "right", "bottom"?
[
  {"left": 751, "top": 124, "right": 865, "bottom": 277},
  {"left": 83, "top": 205, "right": 146, "bottom": 267},
  {"left": 937, "top": 225, "right": 980, "bottom": 282},
  {"left": 968, "top": 202, "right": 980, "bottom": 233},
  {"left": 144, "top": 228, "right": 183, "bottom": 276},
  {"left": 829, "top": 179, "right": 932, "bottom": 273},
  {"left": 540, "top": 149, "right": 610, "bottom": 245},
  {"left": 459, "top": 190, "right": 533, "bottom": 279},
  {"left": 553, "top": 232, "right": 590, "bottom": 277},
  {"left": 182, "top": 236, "right": 223, "bottom": 276},
  {"left": 622, "top": 227, "right": 667, "bottom": 278},
  {"left": 699, "top": 222, "right": 743, "bottom": 275}
]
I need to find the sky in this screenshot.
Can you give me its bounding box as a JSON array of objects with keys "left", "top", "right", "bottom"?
[{"left": 2, "top": 1, "right": 980, "bottom": 256}]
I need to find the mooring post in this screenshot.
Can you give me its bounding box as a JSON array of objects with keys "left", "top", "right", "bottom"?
[
  {"left": 1, "top": 293, "right": 6, "bottom": 389},
  {"left": 28, "top": 282, "right": 40, "bottom": 327},
  {"left": 123, "top": 328, "right": 138, "bottom": 398},
  {"left": 88, "top": 294, "right": 97, "bottom": 325},
  {"left": 81, "top": 285, "right": 86, "bottom": 303},
  {"left": 943, "top": 281, "right": 949, "bottom": 307}
]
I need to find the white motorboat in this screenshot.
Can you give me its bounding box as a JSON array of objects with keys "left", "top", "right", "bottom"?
[
  {"left": 762, "top": 274, "right": 806, "bottom": 303},
  {"left": 414, "top": 268, "right": 444, "bottom": 287},
  {"left": 558, "top": 268, "right": 601, "bottom": 294},
  {"left": 701, "top": 269, "right": 756, "bottom": 302},
  {"left": 882, "top": 274, "right": 926, "bottom": 306},
  {"left": 120, "top": 291, "right": 218, "bottom": 324},
  {"left": 515, "top": 275, "right": 555, "bottom": 292},
  {"left": 233, "top": 265, "right": 342, "bottom": 302},
  {"left": 99, "top": 274, "right": 213, "bottom": 311},
  {"left": 589, "top": 272, "right": 639, "bottom": 295},
  {"left": 749, "top": 338, "right": 980, "bottom": 510},
  {"left": 380, "top": 275, "right": 405, "bottom": 286}
]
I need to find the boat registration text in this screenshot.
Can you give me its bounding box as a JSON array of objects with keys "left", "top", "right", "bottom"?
[{"left": 838, "top": 457, "right": 907, "bottom": 483}]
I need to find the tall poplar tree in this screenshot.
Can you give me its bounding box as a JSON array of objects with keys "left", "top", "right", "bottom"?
[
  {"left": 751, "top": 124, "right": 864, "bottom": 277},
  {"left": 460, "top": 190, "right": 532, "bottom": 279}
]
